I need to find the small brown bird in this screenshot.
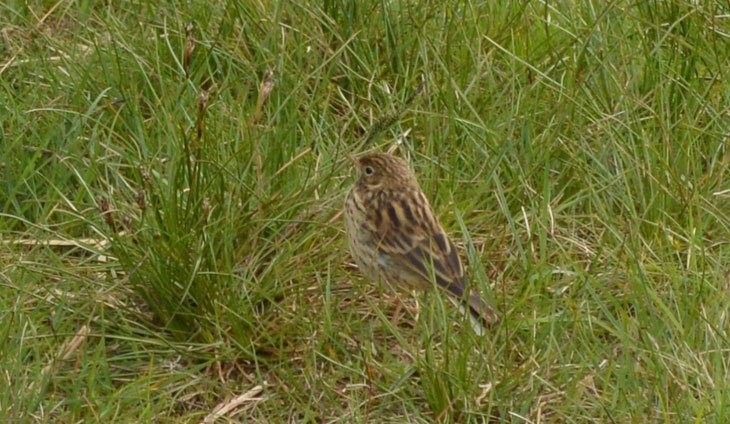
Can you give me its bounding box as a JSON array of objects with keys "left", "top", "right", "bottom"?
[{"left": 344, "top": 152, "right": 499, "bottom": 334}]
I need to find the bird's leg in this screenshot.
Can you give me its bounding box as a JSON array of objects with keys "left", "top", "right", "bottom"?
[{"left": 391, "top": 296, "right": 403, "bottom": 327}]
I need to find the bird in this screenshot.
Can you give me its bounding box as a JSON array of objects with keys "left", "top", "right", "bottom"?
[{"left": 344, "top": 152, "right": 499, "bottom": 334}]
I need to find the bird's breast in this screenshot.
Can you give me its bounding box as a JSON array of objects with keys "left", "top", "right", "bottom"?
[{"left": 344, "top": 189, "right": 380, "bottom": 279}]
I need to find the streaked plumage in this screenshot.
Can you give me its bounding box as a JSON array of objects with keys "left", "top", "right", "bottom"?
[{"left": 344, "top": 152, "right": 498, "bottom": 333}]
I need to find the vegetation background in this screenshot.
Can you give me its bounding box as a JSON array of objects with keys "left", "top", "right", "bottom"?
[{"left": 2, "top": 0, "right": 728, "bottom": 422}]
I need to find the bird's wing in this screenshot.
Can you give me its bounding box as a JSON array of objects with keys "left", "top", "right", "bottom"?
[
  {"left": 398, "top": 231, "right": 465, "bottom": 296},
  {"left": 373, "top": 188, "right": 499, "bottom": 328},
  {"left": 374, "top": 189, "right": 465, "bottom": 294}
]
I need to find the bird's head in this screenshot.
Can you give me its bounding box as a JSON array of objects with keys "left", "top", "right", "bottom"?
[{"left": 349, "top": 152, "right": 417, "bottom": 190}]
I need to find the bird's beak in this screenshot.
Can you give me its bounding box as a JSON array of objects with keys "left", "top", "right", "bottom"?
[{"left": 346, "top": 152, "right": 358, "bottom": 165}]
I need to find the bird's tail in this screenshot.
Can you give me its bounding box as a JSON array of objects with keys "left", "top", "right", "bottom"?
[{"left": 446, "top": 292, "right": 499, "bottom": 335}]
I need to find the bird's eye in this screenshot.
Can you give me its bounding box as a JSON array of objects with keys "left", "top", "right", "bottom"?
[{"left": 364, "top": 166, "right": 375, "bottom": 176}]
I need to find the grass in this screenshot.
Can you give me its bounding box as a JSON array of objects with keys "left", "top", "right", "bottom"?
[{"left": 1, "top": 0, "right": 729, "bottom": 421}]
